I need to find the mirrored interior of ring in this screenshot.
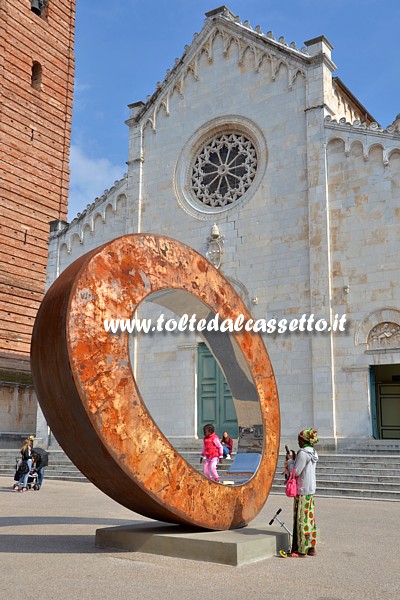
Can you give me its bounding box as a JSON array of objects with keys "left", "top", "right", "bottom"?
[{"left": 128, "top": 289, "right": 264, "bottom": 485}]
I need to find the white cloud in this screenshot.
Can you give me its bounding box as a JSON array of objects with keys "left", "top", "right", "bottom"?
[
  {"left": 74, "top": 80, "right": 91, "bottom": 94},
  {"left": 68, "top": 144, "right": 126, "bottom": 219}
]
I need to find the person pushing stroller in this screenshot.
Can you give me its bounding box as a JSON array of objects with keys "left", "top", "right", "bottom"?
[
  {"left": 31, "top": 446, "right": 49, "bottom": 489},
  {"left": 13, "top": 438, "right": 32, "bottom": 492}
]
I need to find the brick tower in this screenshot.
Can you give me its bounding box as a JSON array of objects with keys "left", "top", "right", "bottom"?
[{"left": 0, "top": 0, "right": 75, "bottom": 445}]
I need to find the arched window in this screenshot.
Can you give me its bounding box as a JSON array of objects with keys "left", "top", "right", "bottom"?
[{"left": 31, "top": 62, "right": 42, "bottom": 91}]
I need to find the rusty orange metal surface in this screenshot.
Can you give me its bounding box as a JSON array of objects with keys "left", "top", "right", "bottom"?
[{"left": 31, "top": 234, "right": 280, "bottom": 530}]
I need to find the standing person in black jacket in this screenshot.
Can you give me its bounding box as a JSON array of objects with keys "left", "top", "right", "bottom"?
[{"left": 32, "top": 447, "right": 49, "bottom": 490}]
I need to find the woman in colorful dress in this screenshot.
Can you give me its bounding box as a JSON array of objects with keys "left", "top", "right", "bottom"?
[{"left": 289, "top": 428, "right": 319, "bottom": 557}]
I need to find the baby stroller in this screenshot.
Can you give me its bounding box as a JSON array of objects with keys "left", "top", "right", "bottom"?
[
  {"left": 13, "top": 458, "right": 40, "bottom": 491},
  {"left": 26, "top": 469, "right": 40, "bottom": 491}
]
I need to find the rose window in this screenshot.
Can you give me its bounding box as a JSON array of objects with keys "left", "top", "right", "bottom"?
[{"left": 191, "top": 133, "right": 257, "bottom": 207}]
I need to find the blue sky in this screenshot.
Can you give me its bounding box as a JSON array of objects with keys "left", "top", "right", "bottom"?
[{"left": 69, "top": 0, "right": 400, "bottom": 218}]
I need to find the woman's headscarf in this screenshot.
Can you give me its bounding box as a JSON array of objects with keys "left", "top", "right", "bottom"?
[{"left": 299, "top": 428, "right": 319, "bottom": 446}]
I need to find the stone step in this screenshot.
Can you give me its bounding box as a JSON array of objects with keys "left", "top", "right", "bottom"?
[
  {"left": 300, "top": 454, "right": 400, "bottom": 462},
  {"left": 273, "top": 471, "right": 400, "bottom": 486},
  {"left": 270, "top": 486, "right": 400, "bottom": 501},
  {"left": 0, "top": 454, "right": 75, "bottom": 463},
  {"left": 2, "top": 467, "right": 86, "bottom": 479},
  {"left": 276, "top": 478, "right": 400, "bottom": 491},
  {"left": 275, "top": 462, "right": 400, "bottom": 473},
  {"left": 2, "top": 448, "right": 400, "bottom": 500},
  {"left": 188, "top": 465, "right": 400, "bottom": 491},
  {"left": 2, "top": 448, "right": 399, "bottom": 460},
  {"left": 270, "top": 482, "right": 400, "bottom": 498},
  {"left": 223, "top": 455, "right": 400, "bottom": 471},
  {"left": 295, "top": 467, "right": 400, "bottom": 477},
  {"left": 4, "top": 459, "right": 399, "bottom": 473},
  {"left": 279, "top": 452, "right": 400, "bottom": 459},
  {"left": 0, "top": 461, "right": 77, "bottom": 470},
  {"left": 171, "top": 465, "right": 400, "bottom": 488},
  {"left": 216, "top": 477, "right": 400, "bottom": 500},
  {"left": 276, "top": 458, "right": 400, "bottom": 468},
  {"left": 163, "top": 441, "right": 397, "bottom": 455},
  {"left": 0, "top": 465, "right": 80, "bottom": 473},
  {"left": 342, "top": 441, "right": 400, "bottom": 454},
  {"left": 0, "top": 456, "right": 74, "bottom": 467},
  {"left": 8, "top": 467, "right": 399, "bottom": 483},
  {"left": 3, "top": 451, "right": 399, "bottom": 468},
  {"left": 41, "top": 473, "right": 87, "bottom": 482}
]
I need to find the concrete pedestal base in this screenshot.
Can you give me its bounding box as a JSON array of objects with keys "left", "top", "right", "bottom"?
[{"left": 95, "top": 521, "right": 289, "bottom": 566}]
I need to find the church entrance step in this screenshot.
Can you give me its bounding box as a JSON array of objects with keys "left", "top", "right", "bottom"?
[{"left": 2, "top": 448, "right": 400, "bottom": 501}]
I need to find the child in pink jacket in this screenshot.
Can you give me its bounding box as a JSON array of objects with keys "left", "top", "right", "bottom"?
[{"left": 200, "top": 424, "right": 223, "bottom": 483}]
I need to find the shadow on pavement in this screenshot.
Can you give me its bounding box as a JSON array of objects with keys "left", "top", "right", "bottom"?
[
  {"left": 0, "top": 533, "right": 111, "bottom": 554},
  {"left": 0, "top": 516, "right": 135, "bottom": 528}
]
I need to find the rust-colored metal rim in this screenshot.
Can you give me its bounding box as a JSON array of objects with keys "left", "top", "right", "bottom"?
[{"left": 31, "top": 234, "right": 279, "bottom": 530}]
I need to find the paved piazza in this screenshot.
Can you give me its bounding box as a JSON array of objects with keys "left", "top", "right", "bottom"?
[{"left": 0, "top": 477, "right": 397, "bottom": 600}]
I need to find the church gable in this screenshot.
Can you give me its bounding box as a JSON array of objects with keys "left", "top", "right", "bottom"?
[
  {"left": 125, "top": 7, "right": 315, "bottom": 226},
  {"left": 131, "top": 6, "right": 310, "bottom": 136}
]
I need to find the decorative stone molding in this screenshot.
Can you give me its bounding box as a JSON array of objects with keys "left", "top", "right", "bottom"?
[
  {"left": 325, "top": 118, "right": 400, "bottom": 166},
  {"left": 135, "top": 17, "right": 308, "bottom": 136},
  {"left": 51, "top": 176, "right": 128, "bottom": 254},
  {"left": 325, "top": 115, "right": 400, "bottom": 136},
  {"left": 51, "top": 174, "right": 128, "bottom": 235},
  {"left": 174, "top": 115, "right": 267, "bottom": 220},
  {"left": 355, "top": 308, "right": 400, "bottom": 349}
]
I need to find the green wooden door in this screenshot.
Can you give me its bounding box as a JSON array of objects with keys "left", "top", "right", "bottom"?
[
  {"left": 197, "top": 343, "right": 238, "bottom": 438},
  {"left": 377, "top": 384, "right": 400, "bottom": 439}
]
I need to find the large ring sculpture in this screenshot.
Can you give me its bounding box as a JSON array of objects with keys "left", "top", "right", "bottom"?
[{"left": 31, "top": 234, "right": 279, "bottom": 530}]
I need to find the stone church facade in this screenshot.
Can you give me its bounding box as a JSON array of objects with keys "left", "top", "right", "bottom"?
[{"left": 41, "top": 7, "right": 400, "bottom": 449}]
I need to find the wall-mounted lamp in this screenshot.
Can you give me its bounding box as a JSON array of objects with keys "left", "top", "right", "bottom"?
[{"left": 343, "top": 284, "right": 350, "bottom": 295}]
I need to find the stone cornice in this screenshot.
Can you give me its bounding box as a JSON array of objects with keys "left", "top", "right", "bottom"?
[
  {"left": 50, "top": 173, "right": 128, "bottom": 243},
  {"left": 325, "top": 115, "right": 400, "bottom": 140},
  {"left": 308, "top": 51, "right": 337, "bottom": 72},
  {"left": 325, "top": 116, "right": 400, "bottom": 164}
]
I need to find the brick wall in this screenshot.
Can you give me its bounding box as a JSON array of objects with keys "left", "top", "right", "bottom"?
[
  {"left": 0, "top": 0, "right": 75, "bottom": 374},
  {"left": 0, "top": 1, "right": 75, "bottom": 437}
]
